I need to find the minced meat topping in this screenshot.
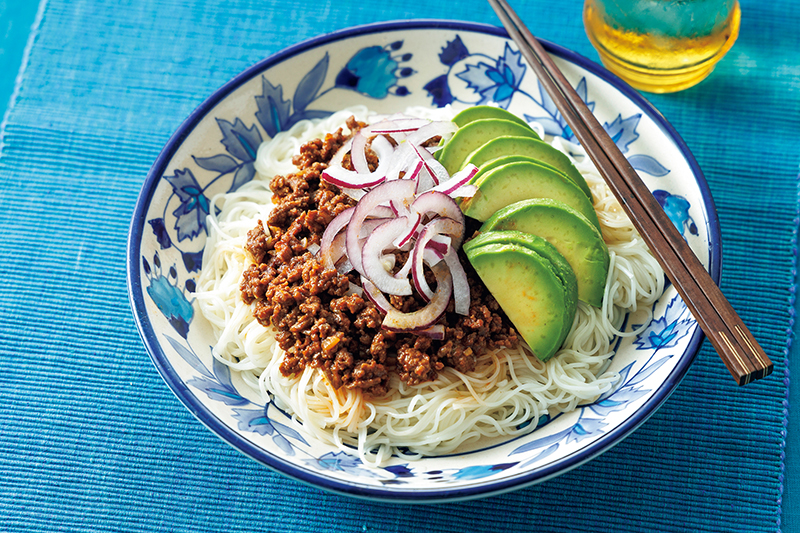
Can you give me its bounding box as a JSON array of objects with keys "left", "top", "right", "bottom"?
[{"left": 239, "top": 116, "right": 519, "bottom": 397}]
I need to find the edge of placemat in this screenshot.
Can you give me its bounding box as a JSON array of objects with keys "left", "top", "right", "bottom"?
[{"left": 0, "top": 0, "right": 48, "bottom": 159}]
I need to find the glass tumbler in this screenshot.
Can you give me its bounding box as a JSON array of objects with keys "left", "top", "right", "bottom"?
[{"left": 583, "top": 0, "right": 741, "bottom": 93}]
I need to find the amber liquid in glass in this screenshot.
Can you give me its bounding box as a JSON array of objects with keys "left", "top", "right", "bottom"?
[{"left": 584, "top": 0, "right": 741, "bottom": 93}]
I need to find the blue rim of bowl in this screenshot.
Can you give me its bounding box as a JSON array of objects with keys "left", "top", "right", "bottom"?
[{"left": 127, "top": 19, "right": 720, "bottom": 502}]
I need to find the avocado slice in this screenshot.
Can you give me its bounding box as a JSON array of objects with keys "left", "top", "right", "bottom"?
[
  {"left": 453, "top": 105, "right": 532, "bottom": 130},
  {"left": 463, "top": 136, "right": 592, "bottom": 200},
  {"left": 464, "top": 230, "right": 578, "bottom": 360},
  {"left": 470, "top": 154, "right": 567, "bottom": 185},
  {"left": 460, "top": 161, "right": 601, "bottom": 230},
  {"left": 482, "top": 198, "right": 610, "bottom": 307},
  {"left": 437, "top": 119, "right": 540, "bottom": 175}
]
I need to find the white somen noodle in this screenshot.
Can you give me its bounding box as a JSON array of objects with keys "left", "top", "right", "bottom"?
[{"left": 195, "top": 105, "right": 665, "bottom": 466}]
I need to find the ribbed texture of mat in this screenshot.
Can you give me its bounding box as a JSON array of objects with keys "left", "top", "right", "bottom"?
[{"left": 0, "top": 0, "right": 797, "bottom": 531}]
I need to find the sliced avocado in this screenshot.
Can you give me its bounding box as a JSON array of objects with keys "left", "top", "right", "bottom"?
[
  {"left": 464, "top": 230, "right": 578, "bottom": 360},
  {"left": 437, "top": 119, "right": 540, "bottom": 175},
  {"left": 470, "top": 154, "right": 567, "bottom": 185},
  {"left": 482, "top": 198, "right": 610, "bottom": 307},
  {"left": 453, "top": 106, "right": 532, "bottom": 130},
  {"left": 459, "top": 161, "right": 601, "bottom": 230},
  {"left": 466, "top": 230, "right": 578, "bottom": 343},
  {"left": 463, "top": 136, "right": 592, "bottom": 200}
]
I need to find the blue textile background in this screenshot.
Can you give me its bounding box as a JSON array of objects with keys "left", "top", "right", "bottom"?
[
  {"left": 0, "top": 1, "right": 38, "bottom": 110},
  {"left": 0, "top": 0, "right": 797, "bottom": 531}
]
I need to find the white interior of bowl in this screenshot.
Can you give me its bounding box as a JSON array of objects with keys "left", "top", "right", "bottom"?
[{"left": 129, "top": 21, "right": 713, "bottom": 501}]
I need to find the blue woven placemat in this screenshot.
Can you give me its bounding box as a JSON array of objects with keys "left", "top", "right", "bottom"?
[{"left": 0, "top": 0, "right": 797, "bottom": 531}]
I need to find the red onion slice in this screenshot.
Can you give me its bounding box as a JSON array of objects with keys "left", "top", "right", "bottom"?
[
  {"left": 361, "top": 278, "right": 391, "bottom": 314},
  {"left": 350, "top": 131, "right": 369, "bottom": 174},
  {"left": 340, "top": 186, "right": 367, "bottom": 201},
  {"left": 409, "top": 142, "right": 449, "bottom": 186},
  {"left": 318, "top": 207, "right": 354, "bottom": 270},
  {"left": 414, "top": 164, "right": 435, "bottom": 194},
  {"left": 359, "top": 217, "right": 392, "bottom": 238},
  {"left": 322, "top": 167, "right": 386, "bottom": 190},
  {"left": 404, "top": 121, "right": 458, "bottom": 146},
  {"left": 428, "top": 219, "right": 461, "bottom": 243},
  {"left": 361, "top": 217, "right": 413, "bottom": 296},
  {"left": 383, "top": 262, "right": 453, "bottom": 332},
  {"left": 392, "top": 212, "right": 421, "bottom": 249},
  {"left": 347, "top": 282, "right": 363, "bottom": 297},
  {"left": 432, "top": 164, "right": 479, "bottom": 197},
  {"left": 444, "top": 183, "right": 478, "bottom": 199},
  {"left": 327, "top": 232, "right": 348, "bottom": 270},
  {"left": 335, "top": 254, "right": 353, "bottom": 275},
  {"left": 321, "top": 135, "right": 394, "bottom": 190},
  {"left": 426, "top": 145, "right": 443, "bottom": 155},
  {"left": 317, "top": 116, "right": 477, "bottom": 330},
  {"left": 329, "top": 137, "right": 352, "bottom": 168},
  {"left": 424, "top": 246, "right": 444, "bottom": 266},
  {"left": 383, "top": 142, "right": 416, "bottom": 182},
  {"left": 363, "top": 117, "right": 431, "bottom": 136},
  {"left": 411, "top": 251, "right": 434, "bottom": 301},
  {"left": 415, "top": 324, "right": 446, "bottom": 340},
  {"left": 411, "top": 218, "right": 461, "bottom": 300},
  {"left": 371, "top": 205, "right": 396, "bottom": 219},
  {"left": 427, "top": 234, "right": 451, "bottom": 257},
  {"left": 411, "top": 192, "right": 466, "bottom": 248},
  {"left": 443, "top": 247, "right": 470, "bottom": 315},
  {"left": 405, "top": 159, "right": 425, "bottom": 184},
  {"left": 346, "top": 179, "right": 417, "bottom": 276}
]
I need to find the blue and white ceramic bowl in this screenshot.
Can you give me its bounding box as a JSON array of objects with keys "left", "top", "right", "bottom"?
[{"left": 127, "top": 20, "right": 718, "bottom": 502}]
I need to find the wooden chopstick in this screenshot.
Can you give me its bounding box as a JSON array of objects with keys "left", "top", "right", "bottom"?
[{"left": 488, "top": 0, "right": 773, "bottom": 385}]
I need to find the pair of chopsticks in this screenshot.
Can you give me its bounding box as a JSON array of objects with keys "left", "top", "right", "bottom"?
[{"left": 489, "top": 0, "right": 773, "bottom": 385}]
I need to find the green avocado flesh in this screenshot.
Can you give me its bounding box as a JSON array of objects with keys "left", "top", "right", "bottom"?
[
  {"left": 459, "top": 161, "right": 601, "bottom": 230},
  {"left": 452, "top": 105, "right": 532, "bottom": 129},
  {"left": 481, "top": 199, "right": 610, "bottom": 308},
  {"left": 437, "top": 119, "right": 540, "bottom": 175},
  {"left": 463, "top": 230, "right": 578, "bottom": 361},
  {"left": 462, "top": 136, "right": 592, "bottom": 199},
  {"left": 470, "top": 154, "right": 565, "bottom": 185}
]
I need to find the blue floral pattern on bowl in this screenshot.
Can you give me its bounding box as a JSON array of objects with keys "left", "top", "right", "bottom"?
[{"left": 128, "top": 21, "right": 717, "bottom": 502}]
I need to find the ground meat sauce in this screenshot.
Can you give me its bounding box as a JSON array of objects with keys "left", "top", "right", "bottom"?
[{"left": 240, "top": 116, "right": 519, "bottom": 397}]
